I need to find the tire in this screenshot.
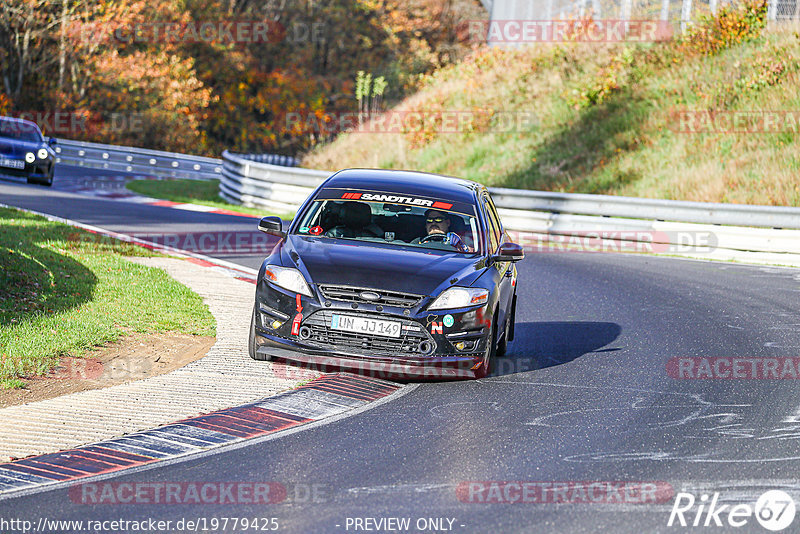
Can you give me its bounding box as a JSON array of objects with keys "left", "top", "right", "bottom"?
[
  {"left": 26, "top": 175, "right": 51, "bottom": 186},
  {"left": 497, "top": 293, "right": 517, "bottom": 358},
  {"left": 248, "top": 305, "right": 263, "bottom": 360},
  {"left": 496, "top": 311, "right": 510, "bottom": 358},
  {"left": 508, "top": 293, "right": 517, "bottom": 342},
  {"left": 474, "top": 315, "right": 497, "bottom": 379}
]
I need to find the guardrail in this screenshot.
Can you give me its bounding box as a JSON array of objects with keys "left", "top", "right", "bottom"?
[
  {"left": 219, "top": 150, "right": 800, "bottom": 263},
  {"left": 237, "top": 152, "right": 299, "bottom": 167},
  {"left": 53, "top": 139, "right": 298, "bottom": 180},
  {"left": 54, "top": 139, "right": 223, "bottom": 180},
  {"left": 220, "top": 150, "right": 327, "bottom": 213}
]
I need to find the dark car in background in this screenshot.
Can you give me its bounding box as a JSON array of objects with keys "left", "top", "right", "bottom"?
[
  {"left": 0, "top": 116, "right": 56, "bottom": 186},
  {"left": 249, "top": 169, "right": 524, "bottom": 379}
]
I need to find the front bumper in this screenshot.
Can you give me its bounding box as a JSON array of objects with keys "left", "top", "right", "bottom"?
[
  {"left": 254, "top": 336, "right": 482, "bottom": 379},
  {"left": 253, "top": 279, "right": 493, "bottom": 379},
  {"left": 0, "top": 158, "right": 53, "bottom": 179}
]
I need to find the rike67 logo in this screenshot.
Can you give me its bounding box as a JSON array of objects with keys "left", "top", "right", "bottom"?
[{"left": 668, "top": 490, "right": 796, "bottom": 531}]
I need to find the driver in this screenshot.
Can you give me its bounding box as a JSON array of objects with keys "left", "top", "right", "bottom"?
[{"left": 412, "top": 209, "right": 469, "bottom": 252}]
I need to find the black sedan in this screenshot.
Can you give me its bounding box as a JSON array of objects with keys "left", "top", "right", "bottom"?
[
  {"left": 0, "top": 116, "right": 56, "bottom": 186},
  {"left": 249, "top": 169, "right": 523, "bottom": 379}
]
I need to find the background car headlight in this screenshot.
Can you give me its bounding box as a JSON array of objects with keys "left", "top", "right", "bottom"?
[
  {"left": 37, "top": 148, "right": 48, "bottom": 159},
  {"left": 264, "top": 265, "right": 313, "bottom": 297},
  {"left": 428, "top": 287, "right": 488, "bottom": 310},
  {"left": 25, "top": 152, "right": 35, "bottom": 163}
]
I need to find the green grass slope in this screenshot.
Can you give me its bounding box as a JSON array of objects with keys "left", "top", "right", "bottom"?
[
  {"left": 304, "top": 1, "right": 800, "bottom": 206},
  {"left": 0, "top": 208, "right": 216, "bottom": 388}
]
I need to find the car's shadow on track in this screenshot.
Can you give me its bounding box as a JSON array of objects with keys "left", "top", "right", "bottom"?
[
  {"left": 274, "top": 321, "right": 622, "bottom": 383},
  {"left": 492, "top": 321, "right": 622, "bottom": 377}
]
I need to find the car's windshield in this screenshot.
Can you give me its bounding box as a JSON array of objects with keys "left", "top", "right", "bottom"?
[
  {"left": 295, "top": 195, "right": 482, "bottom": 254},
  {"left": 0, "top": 118, "right": 43, "bottom": 143}
]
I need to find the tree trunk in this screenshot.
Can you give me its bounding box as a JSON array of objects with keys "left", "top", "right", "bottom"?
[
  {"left": 16, "top": 29, "right": 31, "bottom": 98},
  {"left": 59, "top": 0, "right": 68, "bottom": 90},
  {"left": 680, "top": 0, "right": 693, "bottom": 33}
]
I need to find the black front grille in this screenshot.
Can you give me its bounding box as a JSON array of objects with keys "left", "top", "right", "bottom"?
[
  {"left": 302, "top": 310, "right": 432, "bottom": 356},
  {"left": 318, "top": 285, "right": 422, "bottom": 308}
]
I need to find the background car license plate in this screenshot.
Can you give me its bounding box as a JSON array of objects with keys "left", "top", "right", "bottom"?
[
  {"left": 0, "top": 158, "right": 24, "bottom": 169},
  {"left": 331, "top": 314, "right": 401, "bottom": 338}
]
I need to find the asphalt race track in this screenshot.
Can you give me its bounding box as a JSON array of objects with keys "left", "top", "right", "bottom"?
[{"left": 2, "top": 166, "right": 800, "bottom": 533}]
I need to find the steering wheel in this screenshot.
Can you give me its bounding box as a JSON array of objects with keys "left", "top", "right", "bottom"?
[{"left": 419, "top": 233, "right": 448, "bottom": 244}]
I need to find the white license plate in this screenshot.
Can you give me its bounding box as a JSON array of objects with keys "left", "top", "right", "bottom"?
[
  {"left": 331, "top": 314, "right": 401, "bottom": 338},
  {"left": 0, "top": 158, "right": 24, "bottom": 169}
]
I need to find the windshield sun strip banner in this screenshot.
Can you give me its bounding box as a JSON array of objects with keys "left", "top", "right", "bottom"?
[{"left": 314, "top": 188, "right": 475, "bottom": 216}]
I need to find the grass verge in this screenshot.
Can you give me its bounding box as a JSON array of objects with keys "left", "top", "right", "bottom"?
[
  {"left": 126, "top": 178, "right": 294, "bottom": 218},
  {"left": 0, "top": 207, "right": 216, "bottom": 389}
]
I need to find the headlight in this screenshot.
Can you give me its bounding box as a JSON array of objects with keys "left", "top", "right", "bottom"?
[
  {"left": 25, "top": 152, "right": 35, "bottom": 163},
  {"left": 263, "top": 265, "right": 313, "bottom": 297},
  {"left": 37, "top": 148, "right": 48, "bottom": 159},
  {"left": 428, "top": 287, "right": 488, "bottom": 310}
]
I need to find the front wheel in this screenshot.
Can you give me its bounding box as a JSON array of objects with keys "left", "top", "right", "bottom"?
[
  {"left": 249, "top": 305, "right": 262, "bottom": 360},
  {"left": 473, "top": 318, "right": 497, "bottom": 379},
  {"left": 497, "top": 293, "right": 516, "bottom": 358},
  {"left": 496, "top": 312, "right": 510, "bottom": 358}
]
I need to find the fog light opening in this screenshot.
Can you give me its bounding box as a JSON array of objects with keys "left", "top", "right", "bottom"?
[
  {"left": 452, "top": 339, "right": 478, "bottom": 352},
  {"left": 418, "top": 340, "right": 434, "bottom": 354}
]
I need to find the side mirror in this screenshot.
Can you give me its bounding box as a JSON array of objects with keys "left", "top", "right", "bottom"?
[
  {"left": 258, "top": 216, "right": 286, "bottom": 238},
  {"left": 48, "top": 137, "right": 57, "bottom": 147},
  {"left": 492, "top": 242, "right": 524, "bottom": 263}
]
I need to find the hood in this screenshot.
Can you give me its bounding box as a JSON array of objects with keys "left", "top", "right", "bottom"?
[
  {"left": 282, "top": 235, "right": 486, "bottom": 297},
  {"left": 0, "top": 138, "right": 44, "bottom": 157}
]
